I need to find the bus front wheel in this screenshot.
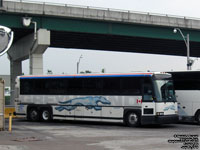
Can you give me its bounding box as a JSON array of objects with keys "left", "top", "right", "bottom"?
[
  {"left": 28, "top": 108, "right": 39, "bottom": 122},
  {"left": 125, "top": 111, "right": 140, "bottom": 127},
  {"left": 41, "top": 109, "right": 52, "bottom": 122}
]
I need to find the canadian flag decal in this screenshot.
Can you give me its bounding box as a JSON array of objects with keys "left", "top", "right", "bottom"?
[{"left": 137, "top": 99, "right": 142, "bottom": 104}]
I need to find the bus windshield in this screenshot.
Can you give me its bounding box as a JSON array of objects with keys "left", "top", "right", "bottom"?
[{"left": 154, "top": 80, "right": 176, "bottom": 102}]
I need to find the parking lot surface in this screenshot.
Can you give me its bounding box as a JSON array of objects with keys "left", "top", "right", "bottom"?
[{"left": 0, "top": 118, "right": 199, "bottom": 150}]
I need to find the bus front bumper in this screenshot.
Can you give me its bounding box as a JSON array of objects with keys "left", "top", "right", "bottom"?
[{"left": 141, "top": 115, "right": 179, "bottom": 125}]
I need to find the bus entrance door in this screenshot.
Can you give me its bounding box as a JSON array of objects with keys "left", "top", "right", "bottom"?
[{"left": 142, "top": 83, "right": 155, "bottom": 117}]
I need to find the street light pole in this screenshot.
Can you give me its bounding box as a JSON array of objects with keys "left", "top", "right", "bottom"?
[
  {"left": 173, "top": 28, "right": 192, "bottom": 70},
  {"left": 187, "top": 34, "right": 192, "bottom": 70},
  {"left": 77, "top": 55, "right": 83, "bottom": 74}
]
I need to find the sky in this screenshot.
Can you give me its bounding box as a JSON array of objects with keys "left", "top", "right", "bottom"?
[{"left": 1, "top": 0, "right": 200, "bottom": 75}]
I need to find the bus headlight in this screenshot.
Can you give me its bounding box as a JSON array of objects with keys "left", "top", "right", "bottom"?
[{"left": 156, "top": 112, "right": 164, "bottom": 116}]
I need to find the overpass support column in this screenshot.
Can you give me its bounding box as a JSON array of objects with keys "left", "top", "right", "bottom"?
[
  {"left": 29, "top": 29, "right": 50, "bottom": 75},
  {"left": 8, "top": 29, "right": 50, "bottom": 105},
  {"left": 30, "top": 54, "right": 43, "bottom": 75},
  {"left": 10, "top": 60, "right": 22, "bottom": 105}
]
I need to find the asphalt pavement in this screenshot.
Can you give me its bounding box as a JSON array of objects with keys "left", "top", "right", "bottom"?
[{"left": 0, "top": 118, "right": 199, "bottom": 150}]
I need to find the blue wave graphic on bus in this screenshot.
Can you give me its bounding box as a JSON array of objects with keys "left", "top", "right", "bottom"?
[
  {"left": 55, "top": 96, "right": 111, "bottom": 111},
  {"left": 163, "top": 105, "right": 175, "bottom": 111}
]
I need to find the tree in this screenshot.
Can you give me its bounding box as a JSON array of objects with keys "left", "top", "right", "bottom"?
[
  {"left": 85, "top": 70, "right": 92, "bottom": 74},
  {"left": 47, "top": 69, "right": 53, "bottom": 74},
  {"left": 80, "top": 71, "right": 85, "bottom": 74},
  {"left": 101, "top": 68, "right": 105, "bottom": 73},
  {"left": 80, "top": 70, "right": 92, "bottom": 74}
]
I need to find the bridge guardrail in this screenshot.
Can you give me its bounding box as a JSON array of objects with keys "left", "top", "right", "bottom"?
[{"left": 3, "top": 0, "right": 200, "bottom": 21}]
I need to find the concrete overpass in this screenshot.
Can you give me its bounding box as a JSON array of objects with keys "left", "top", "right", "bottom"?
[
  {"left": 1, "top": 0, "right": 200, "bottom": 56},
  {"left": 1, "top": 0, "right": 200, "bottom": 104}
]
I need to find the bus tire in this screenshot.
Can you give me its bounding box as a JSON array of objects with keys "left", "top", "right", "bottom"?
[
  {"left": 28, "top": 108, "right": 39, "bottom": 122},
  {"left": 41, "top": 109, "right": 52, "bottom": 122},
  {"left": 125, "top": 111, "right": 140, "bottom": 127},
  {"left": 195, "top": 111, "right": 200, "bottom": 125}
]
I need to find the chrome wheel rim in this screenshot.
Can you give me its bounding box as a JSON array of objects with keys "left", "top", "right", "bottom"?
[
  {"left": 30, "top": 110, "right": 38, "bottom": 120},
  {"left": 128, "top": 113, "right": 138, "bottom": 125},
  {"left": 42, "top": 110, "right": 49, "bottom": 120}
]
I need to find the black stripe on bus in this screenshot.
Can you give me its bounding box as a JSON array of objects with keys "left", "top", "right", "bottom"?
[
  {"left": 18, "top": 103, "right": 142, "bottom": 109},
  {"left": 53, "top": 115, "right": 123, "bottom": 120}
]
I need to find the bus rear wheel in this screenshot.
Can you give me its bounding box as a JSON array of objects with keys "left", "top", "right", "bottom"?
[
  {"left": 41, "top": 109, "right": 52, "bottom": 122},
  {"left": 28, "top": 108, "right": 39, "bottom": 122},
  {"left": 125, "top": 111, "right": 140, "bottom": 127}
]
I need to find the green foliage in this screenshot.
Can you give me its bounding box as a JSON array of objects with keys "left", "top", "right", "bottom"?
[
  {"left": 5, "top": 96, "right": 10, "bottom": 105},
  {"left": 80, "top": 70, "right": 92, "bottom": 74},
  {"left": 47, "top": 69, "right": 53, "bottom": 74},
  {"left": 101, "top": 68, "right": 105, "bottom": 73}
]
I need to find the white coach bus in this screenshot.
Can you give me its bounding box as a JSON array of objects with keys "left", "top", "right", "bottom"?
[
  {"left": 14, "top": 72, "right": 178, "bottom": 127},
  {"left": 169, "top": 71, "right": 200, "bottom": 124}
]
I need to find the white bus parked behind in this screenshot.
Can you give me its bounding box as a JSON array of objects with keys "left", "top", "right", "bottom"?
[{"left": 169, "top": 71, "right": 200, "bottom": 124}]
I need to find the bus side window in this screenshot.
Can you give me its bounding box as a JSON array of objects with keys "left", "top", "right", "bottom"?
[{"left": 20, "top": 80, "right": 31, "bottom": 94}]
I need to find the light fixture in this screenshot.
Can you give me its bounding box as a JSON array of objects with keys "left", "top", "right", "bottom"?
[
  {"left": 173, "top": 28, "right": 177, "bottom": 33},
  {"left": 77, "top": 55, "right": 83, "bottom": 74},
  {"left": 22, "top": 17, "right": 32, "bottom": 27},
  {"left": 22, "top": 17, "right": 37, "bottom": 40},
  {"left": 173, "top": 28, "right": 192, "bottom": 70}
]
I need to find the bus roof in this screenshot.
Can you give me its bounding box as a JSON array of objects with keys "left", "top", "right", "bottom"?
[{"left": 19, "top": 72, "right": 155, "bottom": 79}]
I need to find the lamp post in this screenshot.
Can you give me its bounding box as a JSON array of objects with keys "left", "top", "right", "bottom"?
[
  {"left": 77, "top": 54, "right": 83, "bottom": 74},
  {"left": 22, "top": 17, "right": 37, "bottom": 40},
  {"left": 173, "top": 28, "right": 193, "bottom": 70}
]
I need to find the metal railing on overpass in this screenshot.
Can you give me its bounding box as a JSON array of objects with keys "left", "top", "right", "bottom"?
[{"left": 3, "top": 0, "right": 200, "bottom": 21}]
